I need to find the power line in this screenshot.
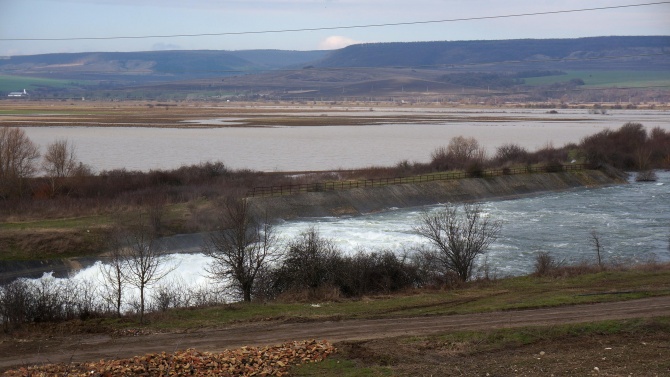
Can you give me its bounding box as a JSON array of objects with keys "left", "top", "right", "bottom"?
[{"left": 2, "top": 2, "right": 669, "bottom": 42}]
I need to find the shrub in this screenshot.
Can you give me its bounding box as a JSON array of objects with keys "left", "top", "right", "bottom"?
[
  {"left": 533, "top": 252, "right": 559, "bottom": 277},
  {"left": 543, "top": 161, "right": 564, "bottom": 173},
  {"left": 272, "top": 227, "right": 341, "bottom": 295},
  {"left": 336, "top": 251, "right": 422, "bottom": 297},
  {"left": 0, "top": 280, "right": 31, "bottom": 332},
  {"left": 271, "top": 230, "right": 423, "bottom": 300},
  {"left": 0, "top": 277, "right": 105, "bottom": 331},
  {"left": 466, "top": 161, "right": 485, "bottom": 178},
  {"left": 495, "top": 143, "right": 530, "bottom": 165},
  {"left": 635, "top": 170, "right": 658, "bottom": 182}
]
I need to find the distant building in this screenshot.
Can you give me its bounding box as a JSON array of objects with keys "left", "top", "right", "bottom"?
[{"left": 7, "top": 89, "right": 28, "bottom": 98}]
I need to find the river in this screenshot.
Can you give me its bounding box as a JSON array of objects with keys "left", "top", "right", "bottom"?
[{"left": 30, "top": 170, "right": 670, "bottom": 307}]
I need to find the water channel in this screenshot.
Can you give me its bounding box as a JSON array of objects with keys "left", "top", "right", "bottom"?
[{"left": 32, "top": 171, "right": 670, "bottom": 307}]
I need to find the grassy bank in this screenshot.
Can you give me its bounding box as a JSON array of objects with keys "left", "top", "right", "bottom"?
[
  {"left": 108, "top": 265, "right": 670, "bottom": 331},
  {"left": 4, "top": 264, "right": 669, "bottom": 375}
]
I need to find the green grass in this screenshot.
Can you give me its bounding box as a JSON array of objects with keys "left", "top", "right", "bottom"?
[
  {"left": 0, "top": 75, "right": 92, "bottom": 92},
  {"left": 523, "top": 70, "right": 670, "bottom": 88},
  {"left": 138, "top": 268, "right": 670, "bottom": 331}
]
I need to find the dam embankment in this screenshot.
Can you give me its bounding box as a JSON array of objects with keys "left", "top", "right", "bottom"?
[{"left": 248, "top": 169, "right": 628, "bottom": 220}]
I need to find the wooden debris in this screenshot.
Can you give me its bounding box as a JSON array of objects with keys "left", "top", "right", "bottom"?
[{"left": 3, "top": 339, "right": 335, "bottom": 376}]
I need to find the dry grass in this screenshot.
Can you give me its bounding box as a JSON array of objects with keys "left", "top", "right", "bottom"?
[{"left": 533, "top": 258, "right": 670, "bottom": 278}]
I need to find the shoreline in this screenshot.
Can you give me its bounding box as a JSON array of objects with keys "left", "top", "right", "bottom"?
[
  {"left": 248, "top": 169, "right": 627, "bottom": 220},
  {"left": 1, "top": 170, "right": 628, "bottom": 282}
]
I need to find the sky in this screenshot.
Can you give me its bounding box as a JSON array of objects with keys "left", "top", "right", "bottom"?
[{"left": 1, "top": 0, "right": 669, "bottom": 56}]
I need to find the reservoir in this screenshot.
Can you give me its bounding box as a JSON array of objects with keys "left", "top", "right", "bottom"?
[{"left": 21, "top": 108, "right": 670, "bottom": 172}]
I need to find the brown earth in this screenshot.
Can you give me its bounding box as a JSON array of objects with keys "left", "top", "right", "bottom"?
[
  {"left": 1, "top": 296, "right": 669, "bottom": 373},
  {"left": 0, "top": 101, "right": 597, "bottom": 129},
  {"left": 338, "top": 328, "right": 670, "bottom": 376}
]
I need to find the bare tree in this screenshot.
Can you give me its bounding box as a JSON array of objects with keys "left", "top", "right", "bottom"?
[
  {"left": 204, "top": 199, "right": 280, "bottom": 302},
  {"left": 430, "top": 136, "right": 485, "bottom": 171},
  {"left": 0, "top": 127, "right": 40, "bottom": 198},
  {"left": 447, "top": 136, "right": 483, "bottom": 166},
  {"left": 590, "top": 230, "right": 604, "bottom": 269},
  {"left": 99, "top": 245, "right": 126, "bottom": 317},
  {"left": 116, "top": 215, "right": 176, "bottom": 323},
  {"left": 42, "top": 139, "right": 89, "bottom": 195},
  {"left": 415, "top": 203, "right": 502, "bottom": 282}
]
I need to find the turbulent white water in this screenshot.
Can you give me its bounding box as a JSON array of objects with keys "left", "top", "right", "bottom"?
[
  {"left": 27, "top": 171, "right": 670, "bottom": 308},
  {"left": 276, "top": 171, "right": 670, "bottom": 276}
]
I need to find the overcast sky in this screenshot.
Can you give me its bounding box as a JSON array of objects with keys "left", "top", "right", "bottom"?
[{"left": 1, "top": 0, "right": 669, "bottom": 56}]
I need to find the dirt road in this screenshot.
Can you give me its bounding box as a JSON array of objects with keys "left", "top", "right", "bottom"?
[{"left": 2, "top": 296, "right": 669, "bottom": 370}]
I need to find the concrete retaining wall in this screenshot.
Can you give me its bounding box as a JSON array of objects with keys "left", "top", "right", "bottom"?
[{"left": 248, "top": 169, "right": 627, "bottom": 220}]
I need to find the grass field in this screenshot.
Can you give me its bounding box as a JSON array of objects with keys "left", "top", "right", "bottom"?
[
  {"left": 124, "top": 266, "right": 670, "bottom": 331},
  {"left": 0, "top": 75, "right": 92, "bottom": 92},
  {"left": 523, "top": 70, "right": 670, "bottom": 88}
]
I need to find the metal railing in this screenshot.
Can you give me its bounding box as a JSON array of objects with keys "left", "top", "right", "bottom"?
[{"left": 247, "top": 163, "right": 590, "bottom": 198}]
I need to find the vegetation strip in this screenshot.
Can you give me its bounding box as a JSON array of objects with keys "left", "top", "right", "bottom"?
[{"left": 2, "top": 340, "right": 335, "bottom": 377}]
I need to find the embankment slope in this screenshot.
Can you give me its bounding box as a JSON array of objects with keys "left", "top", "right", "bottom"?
[{"left": 248, "top": 169, "right": 627, "bottom": 220}]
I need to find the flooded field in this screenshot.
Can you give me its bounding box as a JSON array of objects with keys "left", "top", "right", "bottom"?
[{"left": 15, "top": 106, "right": 670, "bottom": 172}]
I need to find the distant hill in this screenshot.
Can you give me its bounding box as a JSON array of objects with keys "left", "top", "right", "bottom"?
[
  {"left": 228, "top": 50, "right": 329, "bottom": 69},
  {"left": 315, "top": 36, "right": 670, "bottom": 70},
  {"left": 1, "top": 36, "right": 668, "bottom": 101},
  {"left": 0, "top": 49, "right": 329, "bottom": 81},
  {"left": 2, "top": 36, "right": 666, "bottom": 82}
]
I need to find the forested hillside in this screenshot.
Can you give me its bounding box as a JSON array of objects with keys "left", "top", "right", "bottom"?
[{"left": 315, "top": 36, "right": 670, "bottom": 70}]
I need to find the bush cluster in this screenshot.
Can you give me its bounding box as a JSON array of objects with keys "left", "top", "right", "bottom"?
[
  {"left": 0, "top": 276, "right": 228, "bottom": 331},
  {"left": 0, "top": 278, "right": 101, "bottom": 332},
  {"left": 256, "top": 228, "right": 424, "bottom": 301},
  {"left": 580, "top": 122, "right": 670, "bottom": 170}
]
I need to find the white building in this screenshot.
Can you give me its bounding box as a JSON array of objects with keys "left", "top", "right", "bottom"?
[{"left": 7, "top": 89, "right": 28, "bottom": 97}]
